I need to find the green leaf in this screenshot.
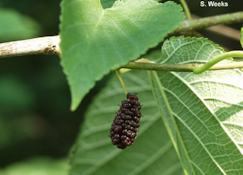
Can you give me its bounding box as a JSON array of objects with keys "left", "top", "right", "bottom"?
[
  {"left": 0, "top": 8, "right": 40, "bottom": 42},
  {"left": 69, "top": 70, "right": 183, "bottom": 175},
  {"left": 149, "top": 36, "right": 243, "bottom": 174},
  {"left": 60, "top": 0, "right": 184, "bottom": 110}
]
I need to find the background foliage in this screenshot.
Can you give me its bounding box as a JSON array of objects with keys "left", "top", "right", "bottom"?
[{"left": 0, "top": 0, "right": 243, "bottom": 174}]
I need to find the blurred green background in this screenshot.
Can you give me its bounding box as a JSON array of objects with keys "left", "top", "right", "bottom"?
[
  {"left": 0, "top": 0, "right": 242, "bottom": 174},
  {"left": 0, "top": 0, "right": 105, "bottom": 173}
]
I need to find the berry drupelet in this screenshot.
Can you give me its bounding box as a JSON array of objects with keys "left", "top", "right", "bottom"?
[{"left": 109, "top": 93, "right": 142, "bottom": 149}]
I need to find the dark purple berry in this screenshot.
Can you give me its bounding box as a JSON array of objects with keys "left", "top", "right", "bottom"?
[{"left": 109, "top": 93, "right": 142, "bottom": 149}]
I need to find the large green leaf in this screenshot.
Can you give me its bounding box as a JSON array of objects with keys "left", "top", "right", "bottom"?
[
  {"left": 149, "top": 36, "right": 243, "bottom": 174},
  {"left": 69, "top": 70, "right": 183, "bottom": 175},
  {"left": 59, "top": 0, "right": 184, "bottom": 110}
]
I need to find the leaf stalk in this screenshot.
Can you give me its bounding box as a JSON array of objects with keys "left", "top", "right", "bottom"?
[
  {"left": 192, "top": 51, "right": 243, "bottom": 74},
  {"left": 179, "top": 0, "right": 191, "bottom": 20}
]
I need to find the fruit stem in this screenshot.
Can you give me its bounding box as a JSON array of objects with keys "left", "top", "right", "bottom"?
[{"left": 115, "top": 70, "right": 128, "bottom": 95}]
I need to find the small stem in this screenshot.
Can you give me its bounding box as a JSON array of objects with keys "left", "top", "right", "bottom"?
[
  {"left": 174, "top": 11, "right": 243, "bottom": 34},
  {"left": 122, "top": 62, "right": 194, "bottom": 72},
  {"left": 115, "top": 70, "right": 128, "bottom": 95},
  {"left": 121, "top": 61, "right": 243, "bottom": 72},
  {"left": 179, "top": 0, "right": 191, "bottom": 20},
  {"left": 193, "top": 51, "right": 243, "bottom": 74}
]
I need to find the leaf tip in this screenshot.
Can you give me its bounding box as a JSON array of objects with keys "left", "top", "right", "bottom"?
[
  {"left": 70, "top": 102, "right": 78, "bottom": 111},
  {"left": 70, "top": 94, "right": 81, "bottom": 111}
]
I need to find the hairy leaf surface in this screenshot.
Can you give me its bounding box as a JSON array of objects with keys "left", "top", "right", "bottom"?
[{"left": 149, "top": 36, "right": 243, "bottom": 174}]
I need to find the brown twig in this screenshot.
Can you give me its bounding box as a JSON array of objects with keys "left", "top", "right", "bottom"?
[{"left": 0, "top": 36, "right": 61, "bottom": 58}]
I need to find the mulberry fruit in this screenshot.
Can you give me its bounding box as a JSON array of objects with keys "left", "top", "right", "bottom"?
[{"left": 109, "top": 93, "right": 142, "bottom": 149}]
